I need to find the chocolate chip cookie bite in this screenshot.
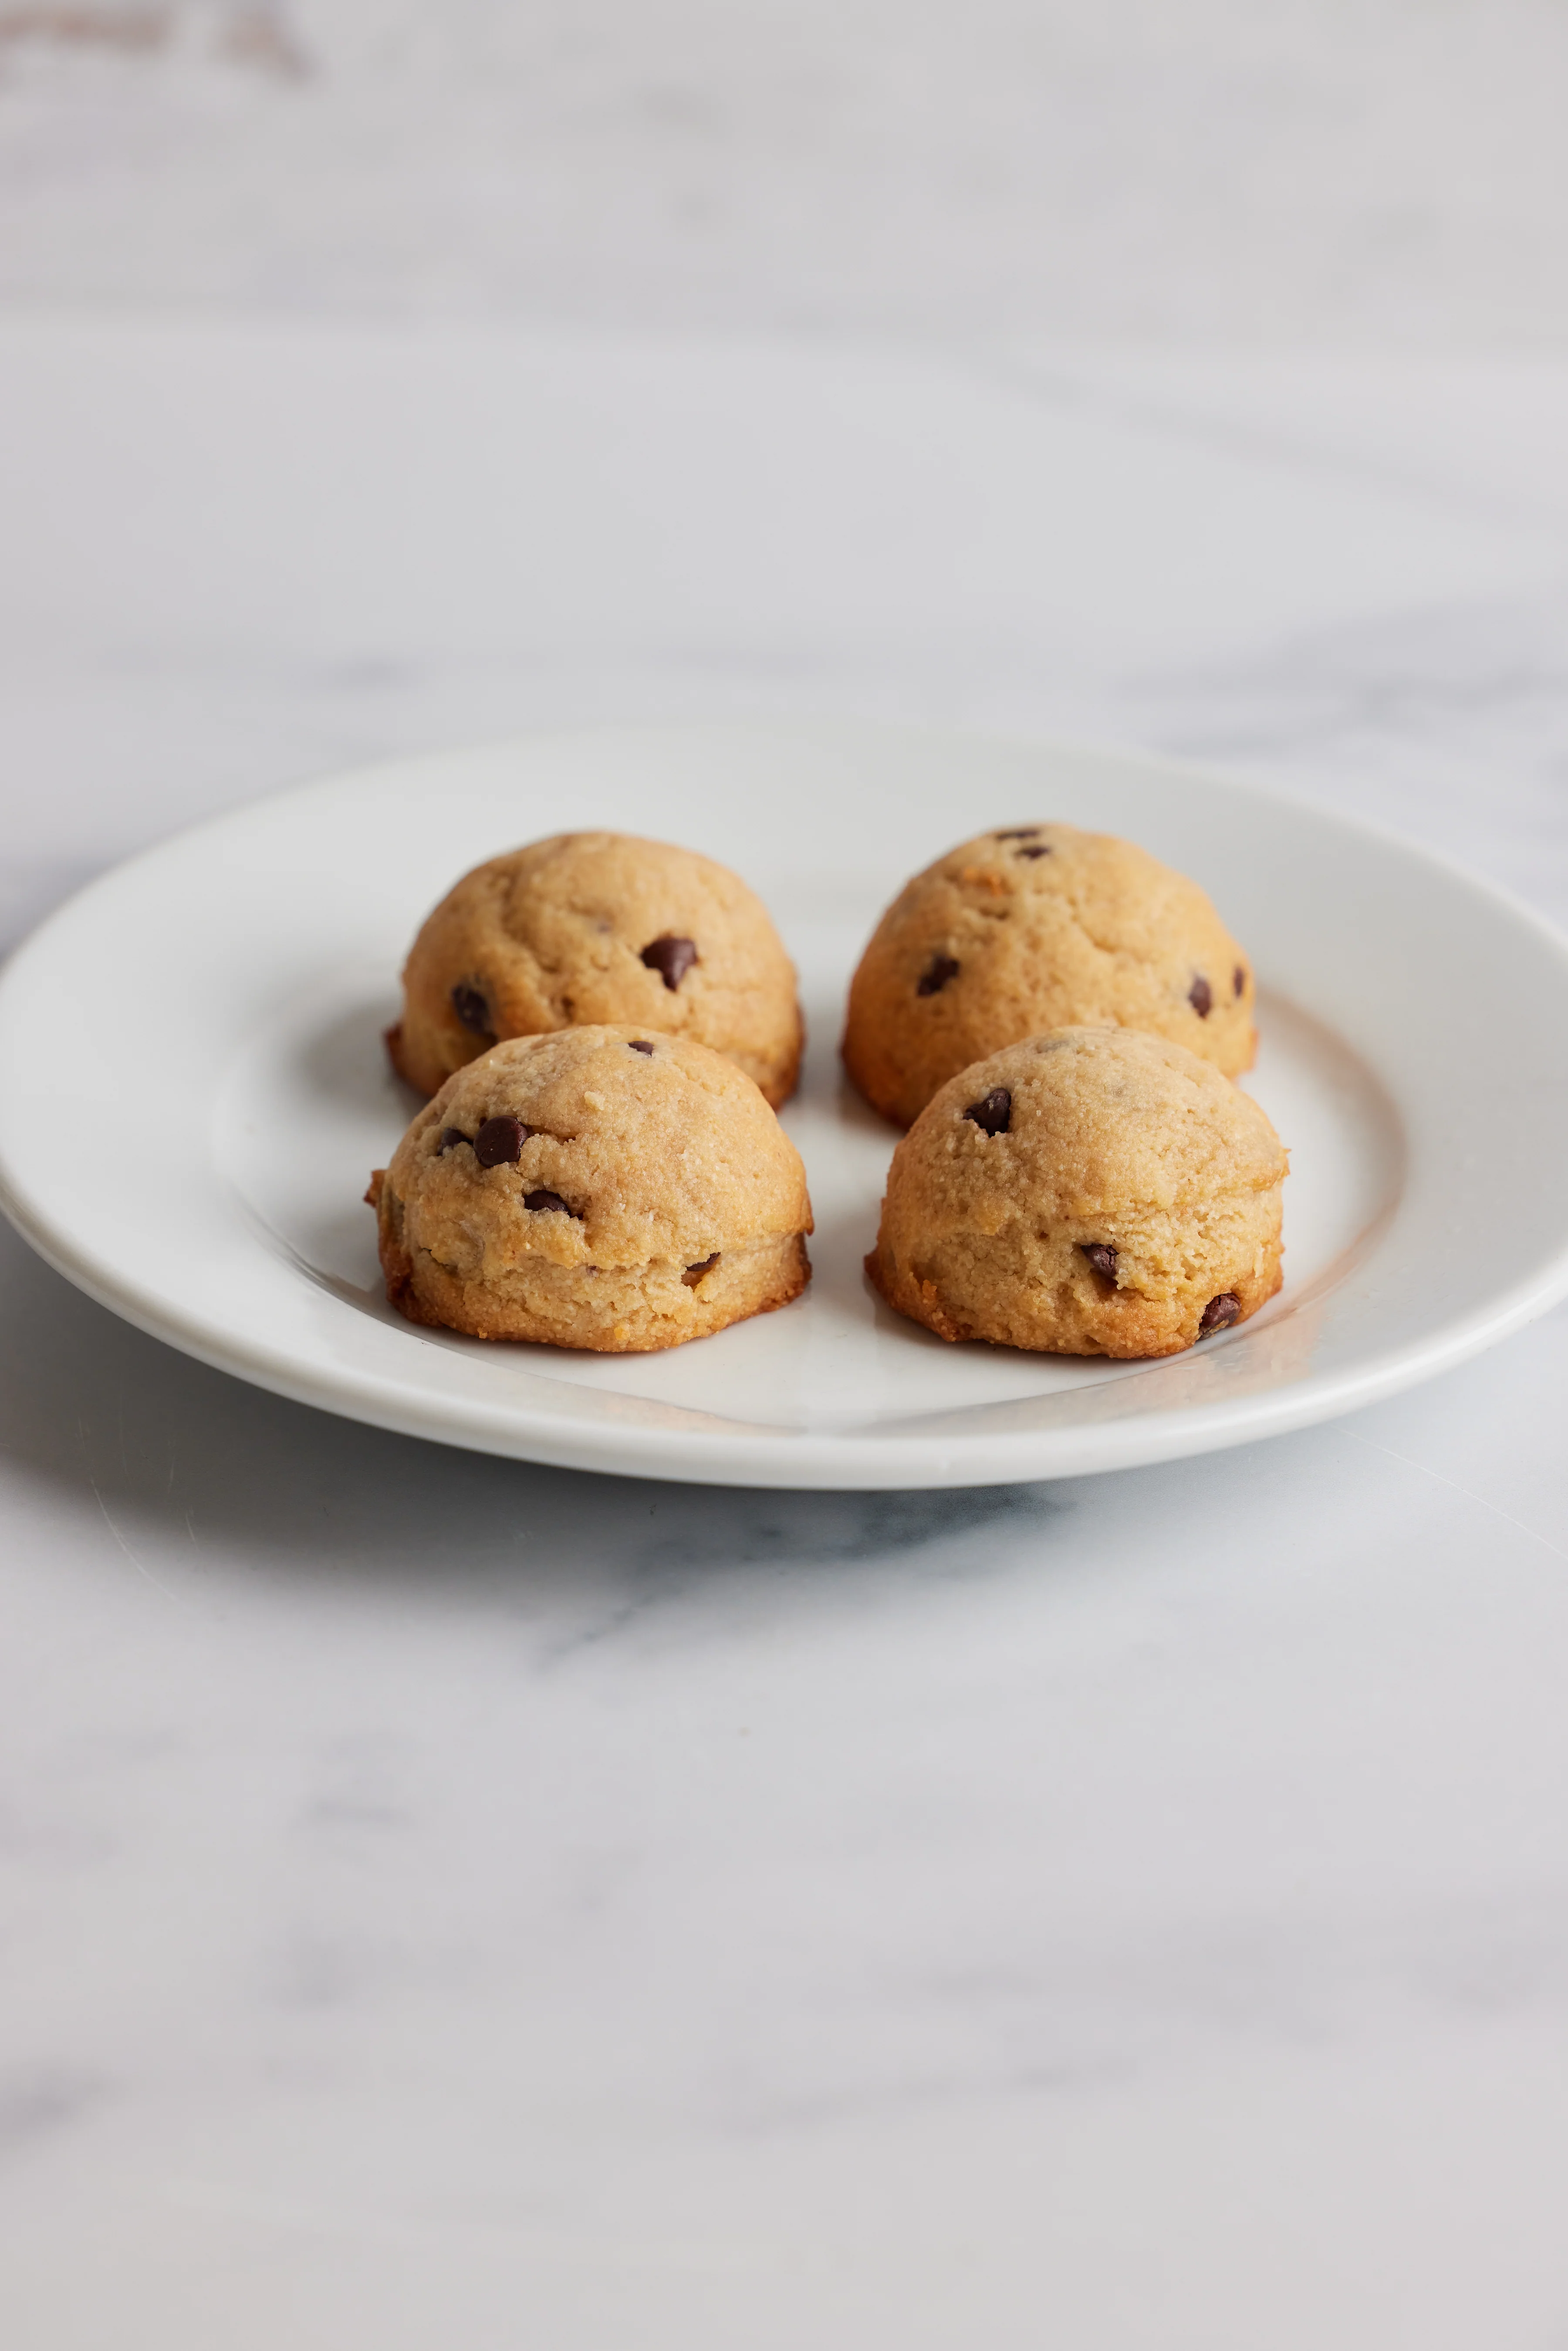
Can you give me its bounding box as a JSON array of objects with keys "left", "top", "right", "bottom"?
[
  {"left": 866, "top": 1028, "right": 1286, "bottom": 1358},
  {"left": 842, "top": 824, "right": 1255, "bottom": 1126},
  {"left": 368, "top": 1027, "right": 813, "bottom": 1353},
  {"left": 386, "top": 832, "right": 803, "bottom": 1109}
]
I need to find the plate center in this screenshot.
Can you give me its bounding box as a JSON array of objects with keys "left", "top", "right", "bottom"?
[{"left": 213, "top": 930, "right": 1402, "bottom": 1438}]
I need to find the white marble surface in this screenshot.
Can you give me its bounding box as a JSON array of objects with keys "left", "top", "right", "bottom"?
[
  {"left": 1, "top": 1, "right": 1567, "bottom": 344},
  {"left": 3, "top": 319, "right": 1568, "bottom": 2346}
]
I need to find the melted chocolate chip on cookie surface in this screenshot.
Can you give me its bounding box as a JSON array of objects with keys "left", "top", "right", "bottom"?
[
  {"left": 917, "top": 953, "right": 960, "bottom": 997},
  {"left": 474, "top": 1115, "right": 529, "bottom": 1167},
  {"left": 641, "top": 936, "right": 697, "bottom": 991},
  {"left": 965, "top": 1087, "right": 1012, "bottom": 1136}
]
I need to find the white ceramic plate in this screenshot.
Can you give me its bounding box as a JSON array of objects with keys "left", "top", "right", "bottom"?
[{"left": 3, "top": 720, "right": 1567, "bottom": 1490}]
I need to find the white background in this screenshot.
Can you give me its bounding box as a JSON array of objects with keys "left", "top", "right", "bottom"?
[{"left": 3, "top": 10, "right": 1568, "bottom": 2347}]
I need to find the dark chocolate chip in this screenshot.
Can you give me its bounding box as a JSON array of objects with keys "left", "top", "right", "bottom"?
[
  {"left": 474, "top": 1114, "right": 529, "bottom": 1167},
  {"left": 682, "top": 1252, "right": 720, "bottom": 1288},
  {"left": 1014, "top": 845, "right": 1052, "bottom": 859},
  {"left": 641, "top": 935, "right": 697, "bottom": 991},
  {"left": 435, "top": 1126, "right": 470, "bottom": 1156},
  {"left": 1233, "top": 964, "right": 1247, "bottom": 998},
  {"left": 451, "top": 982, "right": 493, "bottom": 1035},
  {"left": 627, "top": 1039, "right": 655, "bottom": 1055},
  {"left": 1082, "top": 1243, "right": 1119, "bottom": 1280},
  {"left": 994, "top": 826, "right": 1041, "bottom": 839},
  {"left": 1199, "top": 1292, "right": 1242, "bottom": 1334},
  {"left": 917, "top": 953, "right": 960, "bottom": 997},
  {"left": 1189, "top": 974, "right": 1213, "bottom": 1018},
  {"left": 965, "top": 1086, "right": 1012, "bottom": 1136},
  {"left": 524, "top": 1188, "right": 575, "bottom": 1215}
]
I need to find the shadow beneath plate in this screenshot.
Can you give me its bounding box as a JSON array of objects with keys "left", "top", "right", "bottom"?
[{"left": 0, "top": 1223, "right": 1068, "bottom": 1620}]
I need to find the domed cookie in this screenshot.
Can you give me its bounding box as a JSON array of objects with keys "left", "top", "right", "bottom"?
[
  {"left": 867, "top": 1027, "right": 1286, "bottom": 1358},
  {"left": 387, "top": 831, "right": 803, "bottom": 1107},
  {"left": 842, "top": 823, "right": 1255, "bottom": 1126},
  {"left": 368, "top": 1026, "right": 812, "bottom": 1353}
]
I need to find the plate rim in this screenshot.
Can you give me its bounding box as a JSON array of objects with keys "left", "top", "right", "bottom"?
[{"left": 5, "top": 714, "right": 1568, "bottom": 1491}]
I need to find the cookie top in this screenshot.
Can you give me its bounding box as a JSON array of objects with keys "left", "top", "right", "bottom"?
[
  {"left": 389, "top": 831, "right": 803, "bottom": 1107},
  {"left": 842, "top": 822, "right": 1255, "bottom": 1125},
  {"left": 868, "top": 1027, "right": 1286, "bottom": 1357},
  {"left": 905, "top": 1026, "right": 1286, "bottom": 1223},
  {"left": 383, "top": 1025, "right": 811, "bottom": 1281}
]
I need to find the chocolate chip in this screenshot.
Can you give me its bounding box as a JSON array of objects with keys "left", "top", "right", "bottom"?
[
  {"left": 1189, "top": 974, "right": 1213, "bottom": 1018},
  {"left": 965, "top": 1086, "right": 1011, "bottom": 1135},
  {"left": 524, "top": 1188, "right": 574, "bottom": 1215},
  {"left": 451, "top": 982, "right": 493, "bottom": 1035},
  {"left": 641, "top": 936, "right": 697, "bottom": 991},
  {"left": 474, "top": 1114, "right": 529, "bottom": 1167},
  {"left": 917, "top": 953, "right": 960, "bottom": 997},
  {"left": 994, "top": 826, "right": 1041, "bottom": 839},
  {"left": 435, "top": 1126, "right": 470, "bottom": 1156},
  {"left": 682, "top": 1252, "right": 720, "bottom": 1288},
  {"left": 1199, "top": 1292, "right": 1241, "bottom": 1334},
  {"left": 1233, "top": 964, "right": 1247, "bottom": 998},
  {"left": 1014, "top": 845, "right": 1052, "bottom": 859},
  {"left": 628, "top": 1039, "right": 655, "bottom": 1055},
  {"left": 1082, "top": 1243, "right": 1119, "bottom": 1280}
]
